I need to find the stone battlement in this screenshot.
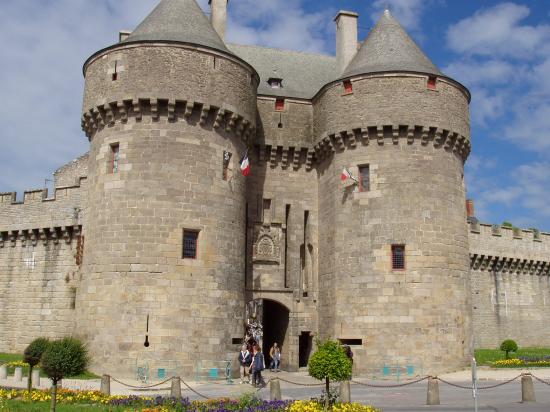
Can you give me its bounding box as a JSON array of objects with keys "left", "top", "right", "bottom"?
[
  {"left": 81, "top": 98, "right": 256, "bottom": 142},
  {"left": 469, "top": 222, "right": 550, "bottom": 274},
  {"left": 0, "top": 225, "right": 82, "bottom": 248},
  {"left": 313, "top": 125, "right": 471, "bottom": 162},
  {"left": 0, "top": 177, "right": 87, "bottom": 207},
  {"left": 255, "top": 144, "right": 315, "bottom": 171}
]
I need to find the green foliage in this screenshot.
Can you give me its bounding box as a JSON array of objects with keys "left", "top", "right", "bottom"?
[
  {"left": 308, "top": 339, "right": 352, "bottom": 382},
  {"left": 41, "top": 338, "right": 89, "bottom": 383},
  {"left": 500, "top": 340, "right": 519, "bottom": 359},
  {"left": 24, "top": 338, "right": 51, "bottom": 368},
  {"left": 502, "top": 221, "right": 513, "bottom": 228},
  {"left": 475, "top": 347, "right": 550, "bottom": 365}
]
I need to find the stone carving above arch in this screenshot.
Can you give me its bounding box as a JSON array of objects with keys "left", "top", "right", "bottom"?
[{"left": 252, "top": 224, "right": 281, "bottom": 264}]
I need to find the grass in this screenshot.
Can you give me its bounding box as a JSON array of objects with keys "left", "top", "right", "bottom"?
[
  {"left": 0, "top": 400, "right": 129, "bottom": 411},
  {"left": 0, "top": 353, "right": 100, "bottom": 380},
  {"left": 475, "top": 347, "right": 550, "bottom": 366}
]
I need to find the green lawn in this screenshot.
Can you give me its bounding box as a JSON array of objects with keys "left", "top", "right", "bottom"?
[
  {"left": 0, "top": 400, "right": 129, "bottom": 411},
  {"left": 0, "top": 353, "right": 99, "bottom": 380},
  {"left": 475, "top": 347, "right": 550, "bottom": 366}
]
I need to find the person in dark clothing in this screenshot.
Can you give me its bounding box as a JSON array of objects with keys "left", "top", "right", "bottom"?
[
  {"left": 249, "top": 345, "right": 265, "bottom": 387},
  {"left": 343, "top": 344, "right": 353, "bottom": 378}
]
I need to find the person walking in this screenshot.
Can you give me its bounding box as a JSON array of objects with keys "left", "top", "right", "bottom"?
[
  {"left": 249, "top": 345, "right": 265, "bottom": 387},
  {"left": 237, "top": 344, "right": 251, "bottom": 384},
  {"left": 343, "top": 344, "right": 353, "bottom": 378},
  {"left": 269, "top": 342, "right": 281, "bottom": 371}
]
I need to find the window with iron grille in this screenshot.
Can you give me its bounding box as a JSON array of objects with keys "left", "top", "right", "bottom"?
[
  {"left": 392, "top": 245, "right": 405, "bottom": 270},
  {"left": 359, "top": 165, "right": 370, "bottom": 192},
  {"left": 110, "top": 143, "right": 120, "bottom": 174},
  {"left": 183, "top": 230, "right": 199, "bottom": 259}
]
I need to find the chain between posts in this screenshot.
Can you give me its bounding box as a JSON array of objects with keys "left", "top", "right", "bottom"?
[
  {"left": 531, "top": 374, "right": 550, "bottom": 386},
  {"left": 110, "top": 376, "right": 173, "bottom": 389},
  {"left": 352, "top": 376, "right": 430, "bottom": 388},
  {"left": 436, "top": 374, "right": 523, "bottom": 390},
  {"left": 270, "top": 377, "right": 325, "bottom": 387}
]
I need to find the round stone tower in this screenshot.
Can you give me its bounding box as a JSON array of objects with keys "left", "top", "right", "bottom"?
[
  {"left": 314, "top": 10, "right": 472, "bottom": 374},
  {"left": 77, "top": 0, "right": 258, "bottom": 376}
]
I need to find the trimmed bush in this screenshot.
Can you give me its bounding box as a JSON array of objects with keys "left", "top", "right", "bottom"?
[
  {"left": 308, "top": 339, "right": 352, "bottom": 409},
  {"left": 500, "top": 340, "right": 518, "bottom": 359},
  {"left": 23, "top": 337, "right": 50, "bottom": 391},
  {"left": 41, "top": 337, "right": 89, "bottom": 411}
]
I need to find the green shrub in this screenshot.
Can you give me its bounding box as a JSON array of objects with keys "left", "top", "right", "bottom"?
[
  {"left": 41, "top": 337, "right": 89, "bottom": 412},
  {"left": 500, "top": 339, "right": 518, "bottom": 359},
  {"left": 308, "top": 339, "right": 352, "bottom": 409},
  {"left": 23, "top": 338, "right": 50, "bottom": 391}
]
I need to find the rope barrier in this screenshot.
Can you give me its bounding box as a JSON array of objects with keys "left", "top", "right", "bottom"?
[
  {"left": 270, "top": 377, "right": 325, "bottom": 387},
  {"left": 531, "top": 374, "right": 550, "bottom": 386},
  {"left": 435, "top": 374, "right": 523, "bottom": 390},
  {"left": 179, "top": 378, "right": 211, "bottom": 400},
  {"left": 352, "top": 376, "right": 430, "bottom": 388},
  {"left": 110, "top": 376, "right": 173, "bottom": 389}
]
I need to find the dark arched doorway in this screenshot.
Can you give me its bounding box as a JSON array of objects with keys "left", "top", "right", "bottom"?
[{"left": 262, "top": 300, "right": 289, "bottom": 369}]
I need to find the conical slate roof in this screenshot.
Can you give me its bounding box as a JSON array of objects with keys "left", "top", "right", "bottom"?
[
  {"left": 123, "top": 0, "right": 230, "bottom": 54},
  {"left": 342, "top": 10, "right": 443, "bottom": 78}
]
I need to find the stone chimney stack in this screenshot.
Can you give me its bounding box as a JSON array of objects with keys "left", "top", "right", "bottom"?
[
  {"left": 466, "top": 199, "right": 475, "bottom": 218},
  {"left": 335, "top": 10, "right": 359, "bottom": 74},
  {"left": 209, "top": 0, "right": 228, "bottom": 41}
]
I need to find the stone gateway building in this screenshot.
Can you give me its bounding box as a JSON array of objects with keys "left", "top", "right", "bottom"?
[{"left": 1, "top": 0, "right": 549, "bottom": 378}]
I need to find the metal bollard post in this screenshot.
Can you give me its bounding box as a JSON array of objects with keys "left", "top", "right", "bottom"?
[
  {"left": 0, "top": 365, "right": 7, "bottom": 380},
  {"left": 426, "top": 377, "right": 440, "bottom": 405},
  {"left": 171, "top": 377, "right": 182, "bottom": 399},
  {"left": 14, "top": 367, "right": 23, "bottom": 382},
  {"left": 100, "top": 375, "right": 111, "bottom": 396},
  {"left": 339, "top": 381, "right": 351, "bottom": 403},
  {"left": 270, "top": 379, "right": 281, "bottom": 401},
  {"left": 521, "top": 375, "right": 536, "bottom": 403},
  {"left": 32, "top": 369, "right": 41, "bottom": 388}
]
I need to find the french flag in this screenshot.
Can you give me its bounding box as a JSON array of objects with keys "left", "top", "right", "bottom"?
[
  {"left": 341, "top": 167, "right": 356, "bottom": 182},
  {"left": 240, "top": 151, "right": 251, "bottom": 177}
]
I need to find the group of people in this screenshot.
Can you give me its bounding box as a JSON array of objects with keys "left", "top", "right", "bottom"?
[{"left": 237, "top": 341, "right": 281, "bottom": 387}]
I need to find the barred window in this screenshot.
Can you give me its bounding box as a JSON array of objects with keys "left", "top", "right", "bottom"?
[
  {"left": 392, "top": 245, "right": 405, "bottom": 270},
  {"left": 183, "top": 230, "right": 199, "bottom": 259},
  {"left": 359, "top": 165, "right": 370, "bottom": 192}
]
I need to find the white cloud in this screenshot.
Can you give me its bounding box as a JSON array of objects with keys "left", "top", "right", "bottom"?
[
  {"left": 446, "top": 2, "right": 550, "bottom": 59},
  {"left": 443, "top": 60, "right": 518, "bottom": 87}
]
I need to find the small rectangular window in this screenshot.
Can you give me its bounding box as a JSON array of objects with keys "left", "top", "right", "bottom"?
[
  {"left": 343, "top": 80, "right": 353, "bottom": 94},
  {"left": 232, "top": 338, "right": 242, "bottom": 345},
  {"left": 223, "top": 151, "right": 232, "bottom": 181},
  {"left": 112, "top": 61, "right": 119, "bottom": 81},
  {"left": 359, "top": 165, "right": 370, "bottom": 192},
  {"left": 110, "top": 144, "right": 120, "bottom": 174},
  {"left": 183, "top": 230, "right": 199, "bottom": 259},
  {"left": 339, "top": 338, "right": 362, "bottom": 346},
  {"left": 275, "top": 98, "right": 285, "bottom": 112},
  {"left": 427, "top": 76, "right": 437, "bottom": 90},
  {"left": 392, "top": 245, "right": 405, "bottom": 270}
]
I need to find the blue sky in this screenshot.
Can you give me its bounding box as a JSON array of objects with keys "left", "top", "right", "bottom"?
[{"left": 0, "top": 0, "right": 549, "bottom": 231}]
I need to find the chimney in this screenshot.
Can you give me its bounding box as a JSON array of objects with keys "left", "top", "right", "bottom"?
[
  {"left": 466, "top": 199, "right": 475, "bottom": 218},
  {"left": 209, "top": 0, "right": 228, "bottom": 41},
  {"left": 335, "top": 11, "right": 359, "bottom": 74}
]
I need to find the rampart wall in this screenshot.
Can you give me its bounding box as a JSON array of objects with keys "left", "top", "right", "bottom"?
[
  {"left": 469, "top": 223, "right": 550, "bottom": 348},
  {"left": 0, "top": 173, "right": 87, "bottom": 352}
]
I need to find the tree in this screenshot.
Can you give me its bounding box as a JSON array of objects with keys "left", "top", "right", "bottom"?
[
  {"left": 308, "top": 339, "right": 352, "bottom": 409},
  {"left": 41, "top": 337, "right": 89, "bottom": 412},
  {"left": 500, "top": 339, "right": 518, "bottom": 359},
  {"left": 23, "top": 338, "right": 50, "bottom": 392}
]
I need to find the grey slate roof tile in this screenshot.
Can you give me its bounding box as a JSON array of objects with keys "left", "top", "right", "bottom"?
[
  {"left": 123, "top": 0, "right": 230, "bottom": 54},
  {"left": 228, "top": 44, "right": 337, "bottom": 100},
  {"left": 342, "top": 10, "right": 443, "bottom": 78}
]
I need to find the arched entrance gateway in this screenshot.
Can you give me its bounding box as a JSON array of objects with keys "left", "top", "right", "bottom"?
[{"left": 246, "top": 299, "right": 290, "bottom": 370}]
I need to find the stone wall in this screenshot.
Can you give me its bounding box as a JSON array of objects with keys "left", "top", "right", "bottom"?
[
  {"left": 469, "top": 224, "right": 550, "bottom": 348},
  {"left": 54, "top": 153, "right": 89, "bottom": 188}
]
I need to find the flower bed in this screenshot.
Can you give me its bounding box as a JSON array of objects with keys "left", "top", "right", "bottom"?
[
  {"left": 0, "top": 389, "right": 379, "bottom": 411},
  {"left": 492, "top": 358, "right": 550, "bottom": 368}
]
